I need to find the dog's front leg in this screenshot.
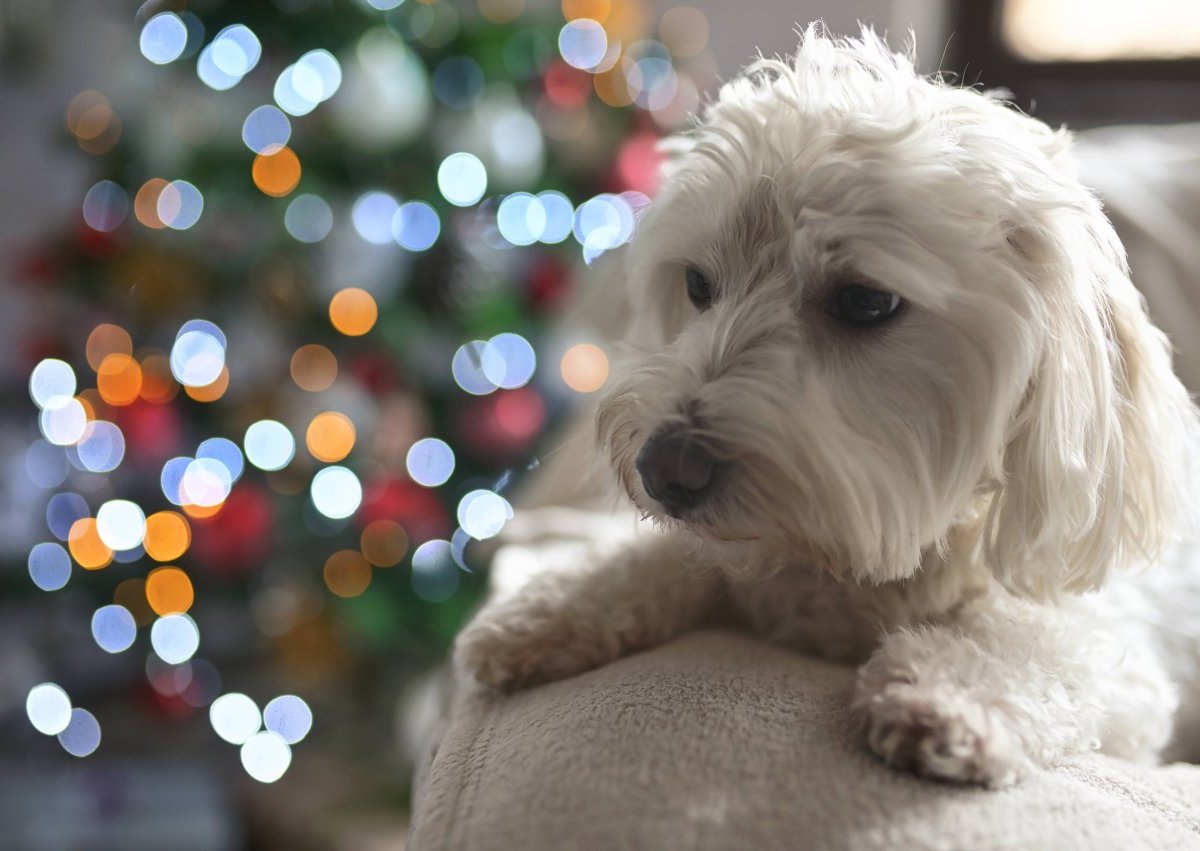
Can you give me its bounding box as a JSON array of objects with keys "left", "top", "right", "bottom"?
[
  {"left": 853, "top": 596, "right": 1177, "bottom": 787},
  {"left": 455, "top": 532, "right": 719, "bottom": 691}
]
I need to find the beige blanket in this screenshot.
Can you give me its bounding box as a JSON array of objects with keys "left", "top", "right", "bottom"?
[{"left": 410, "top": 630, "right": 1200, "bottom": 850}]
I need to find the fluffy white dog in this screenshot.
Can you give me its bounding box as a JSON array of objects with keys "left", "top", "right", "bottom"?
[{"left": 456, "top": 27, "right": 1200, "bottom": 786}]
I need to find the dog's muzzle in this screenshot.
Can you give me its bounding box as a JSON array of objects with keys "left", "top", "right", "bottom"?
[{"left": 635, "top": 426, "right": 716, "bottom": 517}]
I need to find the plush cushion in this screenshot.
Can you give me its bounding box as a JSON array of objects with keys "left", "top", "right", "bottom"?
[{"left": 409, "top": 629, "right": 1200, "bottom": 851}]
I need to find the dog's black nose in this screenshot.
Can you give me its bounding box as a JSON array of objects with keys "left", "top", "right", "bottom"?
[{"left": 635, "top": 429, "right": 715, "bottom": 515}]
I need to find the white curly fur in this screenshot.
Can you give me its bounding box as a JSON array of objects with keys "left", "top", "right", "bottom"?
[{"left": 456, "top": 25, "right": 1200, "bottom": 787}]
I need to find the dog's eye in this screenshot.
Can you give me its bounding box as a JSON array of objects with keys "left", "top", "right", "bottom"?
[
  {"left": 685, "top": 267, "right": 714, "bottom": 311},
  {"left": 827, "top": 284, "right": 902, "bottom": 326}
]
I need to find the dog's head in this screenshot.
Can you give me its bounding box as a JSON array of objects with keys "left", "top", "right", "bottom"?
[{"left": 596, "top": 26, "right": 1197, "bottom": 597}]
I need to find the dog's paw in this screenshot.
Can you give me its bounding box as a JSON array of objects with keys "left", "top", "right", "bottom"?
[
  {"left": 453, "top": 597, "right": 616, "bottom": 691},
  {"left": 854, "top": 679, "right": 1034, "bottom": 787}
]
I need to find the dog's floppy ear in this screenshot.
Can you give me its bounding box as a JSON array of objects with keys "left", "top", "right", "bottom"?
[{"left": 985, "top": 154, "right": 1198, "bottom": 599}]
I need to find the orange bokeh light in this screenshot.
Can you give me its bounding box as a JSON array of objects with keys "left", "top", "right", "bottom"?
[
  {"left": 96, "top": 353, "right": 143, "bottom": 406},
  {"left": 145, "top": 566, "right": 195, "bottom": 616},
  {"left": 323, "top": 550, "right": 372, "bottom": 598},
  {"left": 68, "top": 518, "right": 113, "bottom": 570},
  {"left": 86, "top": 324, "right": 133, "bottom": 371},
  {"left": 290, "top": 344, "right": 338, "bottom": 392},
  {"left": 184, "top": 366, "right": 229, "bottom": 402},
  {"left": 361, "top": 519, "right": 409, "bottom": 567},
  {"left": 252, "top": 146, "right": 302, "bottom": 197},
  {"left": 562, "top": 0, "right": 610, "bottom": 21},
  {"left": 561, "top": 343, "right": 610, "bottom": 393},
  {"left": 135, "top": 178, "right": 170, "bottom": 229},
  {"left": 144, "top": 511, "right": 191, "bottom": 562},
  {"left": 306, "top": 411, "right": 356, "bottom": 463},
  {"left": 328, "top": 288, "right": 378, "bottom": 336}
]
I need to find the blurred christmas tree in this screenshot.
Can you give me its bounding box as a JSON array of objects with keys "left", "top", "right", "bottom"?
[{"left": 11, "top": 0, "right": 715, "bottom": 785}]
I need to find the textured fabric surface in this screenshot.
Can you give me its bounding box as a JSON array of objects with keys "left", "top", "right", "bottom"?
[{"left": 409, "top": 630, "right": 1200, "bottom": 851}]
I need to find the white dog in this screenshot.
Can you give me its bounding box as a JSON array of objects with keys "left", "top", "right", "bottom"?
[{"left": 456, "top": 27, "right": 1200, "bottom": 786}]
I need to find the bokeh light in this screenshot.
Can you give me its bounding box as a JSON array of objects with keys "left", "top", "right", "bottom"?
[
  {"left": 47, "top": 493, "right": 89, "bottom": 541},
  {"left": 86, "top": 324, "right": 132, "bottom": 370},
  {"left": 574, "top": 193, "right": 636, "bottom": 261},
  {"left": 451, "top": 341, "right": 497, "bottom": 396},
  {"left": 151, "top": 613, "right": 200, "bottom": 664},
  {"left": 242, "top": 104, "right": 291, "bottom": 154},
  {"left": 482, "top": 332, "right": 536, "bottom": 389},
  {"left": 29, "top": 359, "right": 76, "bottom": 409},
  {"left": 171, "top": 327, "right": 226, "bottom": 387},
  {"left": 39, "top": 397, "right": 88, "bottom": 446},
  {"left": 141, "top": 13, "right": 188, "bottom": 64},
  {"left": 310, "top": 466, "right": 363, "bottom": 519},
  {"left": 73, "top": 421, "right": 126, "bottom": 473},
  {"left": 437, "top": 152, "right": 487, "bottom": 207},
  {"left": 158, "top": 180, "right": 204, "bottom": 229},
  {"left": 210, "top": 693, "right": 261, "bottom": 745},
  {"left": 361, "top": 519, "right": 408, "bottom": 566},
  {"left": 352, "top": 191, "right": 399, "bottom": 244},
  {"left": 306, "top": 412, "right": 356, "bottom": 463},
  {"left": 558, "top": 18, "right": 608, "bottom": 70},
  {"left": 323, "top": 550, "right": 372, "bottom": 598},
  {"left": 96, "top": 499, "right": 146, "bottom": 551},
  {"left": 392, "top": 201, "right": 441, "bottom": 251},
  {"left": 58, "top": 708, "right": 101, "bottom": 757},
  {"left": 180, "top": 457, "right": 233, "bottom": 507},
  {"left": 68, "top": 518, "right": 114, "bottom": 570},
  {"left": 290, "top": 344, "right": 338, "bottom": 391},
  {"left": 411, "top": 540, "right": 459, "bottom": 602},
  {"left": 253, "top": 146, "right": 302, "bottom": 197},
  {"left": 241, "top": 731, "right": 291, "bottom": 783},
  {"left": 146, "top": 567, "right": 195, "bottom": 615},
  {"left": 457, "top": 489, "right": 513, "bottom": 540},
  {"left": 244, "top": 420, "right": 296, "bottom": 471},
  {"left": 406, "top": 437, "right": 455, "bottom": 487},
  {"left": 82, "top": 180, "right": 129, "bottom": 231},
  {"left": 144, "top": 511, "right": 191, "bottom": 561},
  {"left": 91, "top": 604, "right": 137, "bottom": 653},
  {"left": 560, "top": 342, "right": 610, "bottom": 392},
  {"left": 28, "top": 542, "right": 72, "bottom": 591},
  {"left": 329, "top": 288, "right": 378, "bottom": 336},
  {"left": 27, "top": 683, "right": 72, "bottom": 736},
  {"left": 197, "top": 43, "right": 241, "bottom": 91},
  {"left": 285, "top": 194, "right": 333, "bottom": 243},
  {"left": 211, "top": 24, "right": 261, "bottom": 77},
  {"left": 97, "top": 354, "right": 143, "bottom": 406},
  {"left": 497, "top": 192, "right": 545, "bottom": 245},
  {"left": 263, "top": 695, "right": 312, "bottom": 745},
  {"left": 140, "top": 354, "right": 179, "bottom": 403},
  {"left": 184, "top": 366, "right": 229, "bottom": 402}
]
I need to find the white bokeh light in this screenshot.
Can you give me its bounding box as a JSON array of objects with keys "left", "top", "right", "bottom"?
[
  {"left": 392, "top": 201, "right": 441, "bottom": 251},
  {"left": 158, "top": 180, "right": 204, "bottom": 230},
  {"left": 197, "top": 436, "right": 245, "bottom": 483},
  {"left": 437, "top": 152, "right": 487, "bottom": 207},
  {"left": 244, "top": 420, "right": 296, "bottom": 471},
  {"left": 211, "top": 24, "right": 261, "bottom": 77},
  {"left": 58, "top": 708, "right": 101, "bottom": 758},
  {"left": 482, "top": 332, "right": 536, "bottom": 389},
  {"left": 96, "top": 500, "right": 146, "bottom": 551},
  {"left": 151, "top": 614, "right": 200, "bottom": 664},
  {"left": 28, "top": 542, "right": 72, "bottom": 592},
  {"left": 352, "top": 191, "right": 400, "bottom": 244},
  {"left": 457, "top": 490, "right": 513, "bottom": 541},
  {"left": 496, "top": 193, "right": 546, "bottom": 246},
  {"left": 242, "top": 105, "right": 291, "bottom": 154},
  {"left": 39, "top": 397, "right": 87, "bottom": 446},
  {"left": 91, "top": 604, "right": 137, "bottom": 654},
  {"left": 180, "top": 457, "right": 233, "bottom": 507},
  {"left": 82, "top": 181, "right": 130, "bottom": 232},
  {"left": 171, "top": 329, "right": 226, "bottom": 387},
  {"left": 26, "top": 683, "right": 72, "bottom": 736},
  {"left": 74, "top": 421, "right": 125, "bottom": 473},
  {"left": 451, "top": 341, "right": 497, "bottom": 396},
  {"left": 140, "top": 12, "right": 188, "bottom": 64},
  {"left": 285, "top": 194, "right": 333, "bottom": 243},
  {"left": 210, "top": 693, "right": 262, "bottom": 745},
  {"left": 29, "top": 359, "right": 76, "bottom": 409},
  {"left": 406, "top": 437, "right": 455, "bottom": 487},
  {"left": 263, "top": 695, "right": 313, "bottom": 744},
  {"left": 241, "top": 731, "right": 292, "bottom": 783},
  {"left": 558, "top": 18, "right": 608, "bottom": 70},
  {"left": 310, "top": 466, "right": 363, "bottom": 519},
  {"left": 197, "top": 43, "right": 242, "bottom": 91}
]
